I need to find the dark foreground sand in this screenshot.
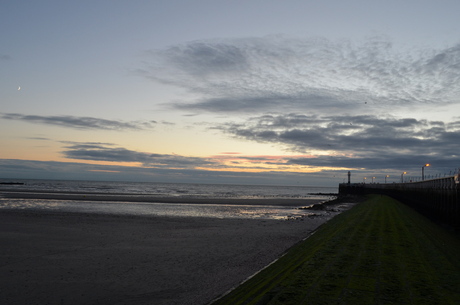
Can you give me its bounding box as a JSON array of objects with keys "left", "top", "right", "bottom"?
[{"left": 0, "top": 199, "right": 352, "bottom": 305}]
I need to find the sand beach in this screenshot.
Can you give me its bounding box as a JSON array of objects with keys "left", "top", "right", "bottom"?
[{"left": 0, "top": 193, "right": 352, "bottom": 305}]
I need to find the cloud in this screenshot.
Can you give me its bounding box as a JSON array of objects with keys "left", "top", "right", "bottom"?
[
  {"left": 0, "top": 113, "right": 155, "bottom": 130},
  {"left": 287, "top": 155, "right": 459, "bottom": 172},
  {"left": 62, "top": 143, "right": 318, "bottom": 174},
  {"left": 173, "top": 94, "right": 357, "bottom": 113},
  {"left": 152, "top": 41, "right": 249, "bottom": 77},
  {"left": 2, "top": 137, "right": 457, "bottom": 185},
  {"left": 141, "top": 36, "right": 460, "bottom": 114},
  {"left": 26, "top": 137, "right": 52, "bottom": 141},
  {"left": 0, "top": 158, "right": 336, "bottom": 186},
  {"left": 62, "top": 143, "right": 215, "bottom": 168},
  {"left": 216, "top": 113, "right": 460, "bottom": 171}
]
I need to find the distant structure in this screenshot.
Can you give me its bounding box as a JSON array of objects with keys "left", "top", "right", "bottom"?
[{"left": 347, "top": 171, "right": 351, "bottom": 185}]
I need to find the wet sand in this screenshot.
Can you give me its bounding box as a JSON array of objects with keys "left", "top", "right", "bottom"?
[
  {"left": 0, "top": 196, "right": 351, "bottom": 305},
  {"left": 0, "top": 190, "right": 320, "bottom": 206}
]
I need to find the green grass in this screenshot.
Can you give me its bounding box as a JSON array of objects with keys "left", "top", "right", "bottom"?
[{"left": 211, "top": 195, "right": 460, "bottom": 305}]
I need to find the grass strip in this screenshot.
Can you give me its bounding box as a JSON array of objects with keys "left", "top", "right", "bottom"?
[{"left": 211, "top": 195, "right": 460, "bottom": 305}]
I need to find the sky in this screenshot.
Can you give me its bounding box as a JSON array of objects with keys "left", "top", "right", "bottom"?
[{"left": 1, "top": 0, "right": 460, "bottom": 186}]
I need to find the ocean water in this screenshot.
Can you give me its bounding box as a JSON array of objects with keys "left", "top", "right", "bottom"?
[{"left": 0, "top": 179, "right": 339, "bottom": 220}]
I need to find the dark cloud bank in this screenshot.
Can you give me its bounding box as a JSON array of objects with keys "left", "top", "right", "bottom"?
[
  {"left": 216, "top": 113, "right": 460, "bottom": 171},
  {"left": 62, "top": 143, "right": 214, "bottom": 168},
  {"left": 0, "top": 158, "right": 323, "bottom": 186}
]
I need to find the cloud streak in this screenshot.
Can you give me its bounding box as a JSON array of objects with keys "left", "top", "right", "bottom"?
[
  {"left": 1, "top": 113, "right": 155, "bottom": 131},
  {"left": 62, "top": 143, "right": 215, "bottom": 168}
]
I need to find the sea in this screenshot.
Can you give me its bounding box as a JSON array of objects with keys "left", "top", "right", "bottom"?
[{"left": 0, "top": 179, "right": 339, "bottom": 220}]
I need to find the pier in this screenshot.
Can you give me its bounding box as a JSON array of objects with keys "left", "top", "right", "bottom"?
[{"left": 339, "top": 173, "right": 460, "bottom": 226}]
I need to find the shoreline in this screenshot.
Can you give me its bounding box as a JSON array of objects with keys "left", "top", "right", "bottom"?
[{"left": 0, "top": 190, "right": 327, "bottom": 206}]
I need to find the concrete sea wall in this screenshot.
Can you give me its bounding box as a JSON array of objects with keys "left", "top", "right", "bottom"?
[{"left": 339, "top": 175, "right": 460, "bottom": 227}]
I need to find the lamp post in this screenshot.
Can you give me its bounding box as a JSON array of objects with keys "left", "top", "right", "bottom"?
[
  {"left": 372, "top": 177, "right": 375, "bottom": 183},
  {"left": 422, "top": 163, "right": 430, "bottom": 180},
  {"left": 385, "top": 175, "right": 389, "bottom": 183},
  {"left": 401, "top": 172, "right": 407, "bottom": 183},
  {"left": 363, "top": 177, "right": 366, "bottom": 184}
]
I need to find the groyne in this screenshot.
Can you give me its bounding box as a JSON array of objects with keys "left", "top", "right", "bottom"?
[{"left": 339, "top": 174, "right": 460, "bottom": 227}]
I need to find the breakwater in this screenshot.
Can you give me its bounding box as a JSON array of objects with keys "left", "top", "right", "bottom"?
[{"left": 339, "top": 175, "right": 460, "bottom": 227}]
